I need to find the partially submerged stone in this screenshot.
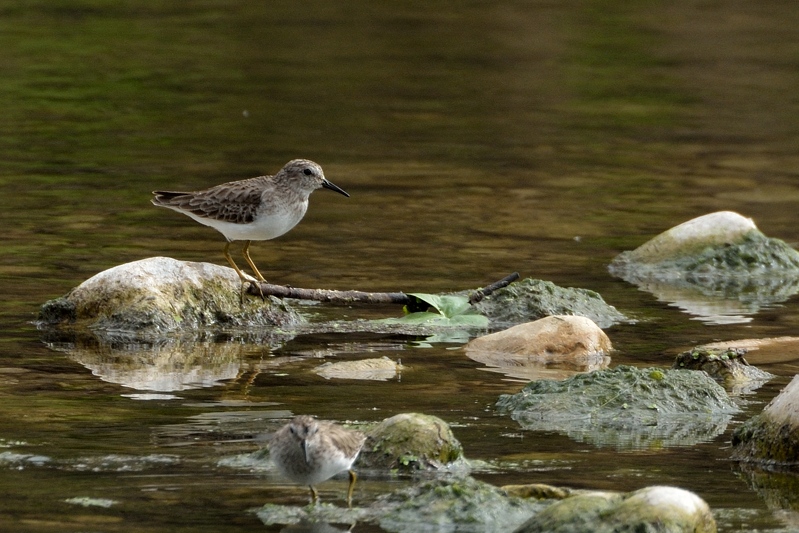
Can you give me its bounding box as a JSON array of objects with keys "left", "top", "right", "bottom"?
[
  {"left": 471, "top": 278, "right": 627, "bottom": 329},
  {"left": 701, "top": 336, "right": 799, "bottom": 367},
  {"left": 502, "top": 483, "right": 572, "bottom": 500},
  {"left": 513, "top": 485, "right": 716, "bottom": 533},
  {"left": 360, "top": 413, "right": 464, "bottom": 471},
  {"left": 465, "top": 315, "right": 611, "bottom": 381},
  {"left": 38, "top": 257, "right": 302, "bottom": 338},
  {"left": 313, "top": 357, "right": 402, "bottom": 381},
  {"left": 609, "top": 211, "right": 799, "bottom": 322},
  {"left": 732, "top": 373, "right": 799, "bottom": 465},
  {"left": 377, "top": 477, "right": 548, "bottom": 533},
  {"left": 497, "top": 365, "right": 740, "bottom": 449},
  {"left": 673, "top": 347, "right": 773, "bottom": 394}
]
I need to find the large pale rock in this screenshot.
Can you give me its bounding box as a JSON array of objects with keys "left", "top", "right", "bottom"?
[
  {"left": 616, "top": 211, "right": 757, "bottom": 265},
  {"left": 608, "top": 211, "right": 799, "bottom": 323},
  {"left": 38, "top": 257, "right": 302, "bottom": 337},
  {"left": 514, "top": 486, "right": 716, "bottom": 533},
  {"left": 465, "top": 315, "right": 611, "bottom": 380},
  {"left": 732, "top": 373, "right": 799, "bottom": 464}
]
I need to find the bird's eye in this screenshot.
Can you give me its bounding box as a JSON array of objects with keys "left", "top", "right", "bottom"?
[{"left": 303, "top": 168, "right": 313, "bottom": 176}]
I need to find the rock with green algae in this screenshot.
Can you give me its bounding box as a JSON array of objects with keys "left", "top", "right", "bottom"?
[
  {"left": 255, "top": 477, "right": 547, "bottom": 531},
  {"left": 497, "top": 365, "right": 740, "bottom": 449},
  {"left": 732, "top": 373, "right": 799, "bottom": 466},
  {"left": 377, "top": 477, "right": 548, "bottom": 533},
  {"left": 609, "top": 211, "right": 799, "bottom": 300},
  {"left": 673, "top": 347, "right": 773, "bottom": 394},
  {"left": 513, "top": 485, "right": 717, "bottom": 533},
  {"left": 470, "top": 278, "right": 627, "bottom": 329},
  {"left": 37, "top": 257, "right": 302, "bottom": 338},
  {"left": 359, "top": 413, "right": 465, "bottom": 472}
]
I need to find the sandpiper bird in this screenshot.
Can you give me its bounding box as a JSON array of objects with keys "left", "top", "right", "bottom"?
[
  {"left": 269, "top": 415, "right": 367, "bottom": 508},
  {"left": 152, "top": 159, "right": 349, "bottom": 293}
]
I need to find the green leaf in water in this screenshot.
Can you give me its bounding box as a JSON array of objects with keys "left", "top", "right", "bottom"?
[{"left": 380, "top": 293, "right": 489, "bottom": 327}]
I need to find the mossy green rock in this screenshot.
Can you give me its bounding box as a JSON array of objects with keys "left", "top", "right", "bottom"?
[
  {"left": 38, "top": 257, "right": 302, "bottom": 338},
  {"left": 379, "top": 477, "right": 548, "bottom": 533},
  {"left": 673, "top": 347, "right": 773, "bottom": 393},
  {"left": 498, "top": 365, "right": 739, "bottom": 449},
  {"left": 471, "top": 278, "right": 627, "bottom": 329},
  {"left": 514, "top": 486, "right": 717, "bottom": 533},
  {"left": 360, "top": 413, "right": 464, "bottom": 471}
]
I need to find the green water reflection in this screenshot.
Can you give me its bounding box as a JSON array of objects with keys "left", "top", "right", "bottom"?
[{"left": 1, "top": 1, "right": 799, "bottom": 531}]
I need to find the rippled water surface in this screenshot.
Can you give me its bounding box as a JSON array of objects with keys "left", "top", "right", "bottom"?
[{"left": 2, "top": 1, "right": 799, "bottom": 531}]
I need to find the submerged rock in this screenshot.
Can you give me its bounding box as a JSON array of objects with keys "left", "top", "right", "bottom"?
[
  {"left": 732, "top": 373, "right": 799, "bottom": 465},
  {"left": 38, "top": 257, "right": 302, "bottom": 338},
  {"left": 497, "top": 365, "right": 740, "bottom": 449},
  {"left": 513, "top": 485, "right": 716, "bottom": 533},
  {"left": 673, "top": 347, "right": 773, "bottom": 394},
  {"left": 360, "top": 413, "right": 465, "bottom": 471},
  {"left": 471, "top": 278, "right": 627, "bottom": 329},
  {"left": 313, "top": 357, "right": 403, "bottom": 381},
  {"left": 465, "top": 315, "right": 611, "bottom": 381},
  {"left": 609, "top": 211, "right": 799, "bottom": 323}
]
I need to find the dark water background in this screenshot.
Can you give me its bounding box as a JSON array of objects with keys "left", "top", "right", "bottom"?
[{"left": 1, "top": 1, "right": 799, "bottom": 531}]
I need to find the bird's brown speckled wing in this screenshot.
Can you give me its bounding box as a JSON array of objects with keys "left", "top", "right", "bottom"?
[
  {"left": 319, "top": 422, "right": 366, "bottom": 458},
  {"left": 153, "top": 176, "right": 271, "bottom": 224}
]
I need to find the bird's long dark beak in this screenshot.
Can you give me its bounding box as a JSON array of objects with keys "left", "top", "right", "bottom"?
[{"left": 322, "top": 179, "right": 350, "bottom": 197}]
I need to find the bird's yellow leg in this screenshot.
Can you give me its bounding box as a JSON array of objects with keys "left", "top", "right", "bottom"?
[
  {"left": 241, "top": 240, "right": 266, "bottom": 282},
  {"left": 223, "top": 242, "right": 253, "bottom": 302},
  {"left": 223, "top": 242, "right": 248, "bottom": 282},
  {"left": 346, "top": 469, "right": 358, "bottom": 508},
  {"left": 240, "top": 241, "right": 266, "bottom": 300},
  {"left": 309, "top": 485, "right": 319, "bottom": 505}
]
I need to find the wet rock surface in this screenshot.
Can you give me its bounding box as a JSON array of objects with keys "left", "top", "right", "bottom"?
[
  {"left": 497, "top": 365, "right": 740, "bottom": 449},
  {"left": 360, "top": 412, "right": 465, "bottom": 471},
  {"left": 673, "top": 347, "right": 773, "bottom": 394},
  {"left": 37, "top": 257, "right": 303, "bottom": 338},
  {"left": 471, "top": 278, "right": 627, "bottom": 329},
  {"left": 465, "top": 315, "right": 612, "bottom": 380},
  {"left": 513, "top": 485, "right": 717, "bottom": 533},
  {"left": 313, "top": 357, "right": 403, "bottom": 381},
  {"left": 609, "top": 211, "right": 799, "bottom": 324},
  {"left": 732, "top": 373, "right": 799, "bottom": 465}
]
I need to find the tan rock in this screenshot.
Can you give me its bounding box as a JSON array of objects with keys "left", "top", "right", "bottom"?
[{"left": 464, "top": 315, "right": 612, "bottom": 380}]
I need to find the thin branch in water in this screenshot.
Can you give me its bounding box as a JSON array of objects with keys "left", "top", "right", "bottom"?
[{"left": 247, "top": 272, "right": 520, "bottom": 306}]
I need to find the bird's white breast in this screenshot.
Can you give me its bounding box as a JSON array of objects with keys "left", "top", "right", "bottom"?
[{"left": 188, "top": 199, "right": 309, "bottom": 242}]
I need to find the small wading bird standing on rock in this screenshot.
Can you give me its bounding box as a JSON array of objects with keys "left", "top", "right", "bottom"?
[
  {"left": 269, "top": 415, "right": 367, "bottom": 508},
  {"left": 152, "top": 159, "right": 349, "bottom": 296}
]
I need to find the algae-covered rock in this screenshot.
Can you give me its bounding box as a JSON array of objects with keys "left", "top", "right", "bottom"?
[
  {"left": 360, "top": 413, "right": 464, "bottom": 471},
  {"left": 378, "top": 477, "right": 548, "bottom": 533},
  {"left": 732, "top": 373, "right": 799, "bottom": 465},
  {"left": 471, "top": 278, "right": 627, "bottom": 329},
  {"left": 673, "top": 347, "right": 773, "bottom": 394},
  {"left": 609, "top": 212, "right": 799, "bottom": 323},
  {"left": 497, "top": 365, "right": 739, "bottom": 449},
  {"left": 465, "top": 315, "right": 611, "bottom": 381},
  {"left": 513, "top": 486, "right": 716, "bottom": 533},
  {"left": 38, "top": 257, "right": 302, "bottom": 338}
]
